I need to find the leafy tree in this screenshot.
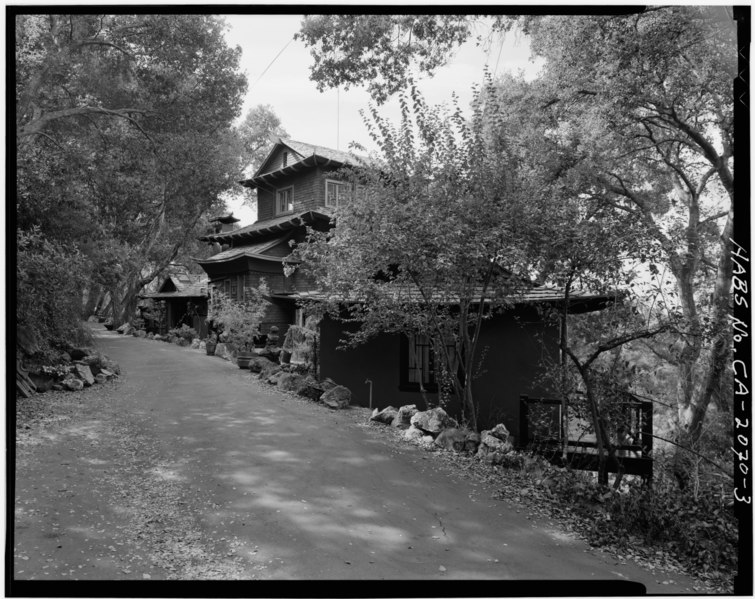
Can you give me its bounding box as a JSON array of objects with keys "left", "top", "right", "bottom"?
[
  {"left": 17, "top": 228, "right": 92, "bottom": 357},
  {"left": 509, "top": 8, "right": 737, "bottom": 482},
  {"left": 15, "top": 14, "right": 248, "bottom": 332},
  {"left": 296, "top": 15, "right": 476, "bottom": 103},
  {"left": 237, "top": 104, "right": 288, "bottom": 175},
  {"left": 293, "top": 85, "right": 539, "bottom": 430},
  {"left": 229, "top": 104, "right": 288, "bottom": 216},
  {"left": 297, "top": 10, "right": 739, "bottom": 468}
]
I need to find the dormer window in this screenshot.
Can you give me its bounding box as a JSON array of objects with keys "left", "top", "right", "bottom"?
[
  {"left": 276, "top": 186, "right": 294, "bottom": 215},
  {"left": 325, "top": 180, "right": 348, "bottom": 208}
]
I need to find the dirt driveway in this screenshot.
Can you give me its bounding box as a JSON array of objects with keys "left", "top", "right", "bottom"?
[{"left": 11, "top": 327, "right": 702, "bottom": 593}]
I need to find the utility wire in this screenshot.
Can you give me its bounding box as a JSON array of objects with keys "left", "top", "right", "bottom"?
[{"left": 248, "top": 37, "right": 294, "bottom": 92}]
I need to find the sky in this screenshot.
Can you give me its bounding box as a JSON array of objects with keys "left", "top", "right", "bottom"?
[{"left": 221, "top": 14, "right": 543, "bottom": 224}]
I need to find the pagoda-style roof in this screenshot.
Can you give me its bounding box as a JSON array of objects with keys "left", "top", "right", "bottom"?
[
  {"left": 240, "top": 138, "right": 370, "bottom": 191},
  {"left": 142, "top": 274, "right": 209, "bottom": 299},
  {"left": 198, "top": 210, "right": 332, "bottom": 244},
  {"left": 194, "top": 236, "right": 291, "bottom": 265}
]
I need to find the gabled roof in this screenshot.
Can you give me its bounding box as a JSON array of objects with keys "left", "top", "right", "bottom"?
[
  {"left": 198, "top": 210, "right": 332, "bottom": 244},
  {"left": 240, "top": 137, "right": 370, "bottom": 191},
  {"left": 194, "top": 236, "right": 291, "bottom": 265},
  {"left": 143, "top": 274, "right": 209, "bottom": 299}
]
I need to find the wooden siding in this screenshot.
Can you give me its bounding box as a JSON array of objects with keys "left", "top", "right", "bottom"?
[
  {"left": 319, "top": 306, "right": 559, "bottom": 436},
  {"left": 256, "top": 167, "right": 343, "bottom": 223}
]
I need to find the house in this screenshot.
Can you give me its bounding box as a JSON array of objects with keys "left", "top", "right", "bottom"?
[
  {"left": 196, "top": 137, "right": 613, "bottom": 435},
  {"left": 196, "top": 138, "right": 362, "bottom": 338},
  {"left": 141, "top": 273, "right": 210, "bottom": 338}
]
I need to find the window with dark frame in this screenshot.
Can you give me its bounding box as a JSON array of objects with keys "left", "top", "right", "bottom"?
[
  {"left": 325, "top": 180, "right": 349, "bottom": 208},
  {"left": 276, "top": 186, "right": 293, "bottom": 214},
  {"left": 400, "top": 333, "right": 438, "bottom": 391}
]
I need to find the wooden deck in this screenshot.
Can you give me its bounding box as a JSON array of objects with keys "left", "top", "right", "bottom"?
[{"left": 518, "top": 394, "right": 653, "bottom": 480}]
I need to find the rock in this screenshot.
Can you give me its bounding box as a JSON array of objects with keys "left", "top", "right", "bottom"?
[
  {"left": 101, "top": 358, "right": 121, "bottom": 375},
  {"left": 52, "top": 384, "right": 64, "bottom": 391},
  {"left": 266, "top": 370, "right": 285, "bottom": 385},
  {"left": 297, "top": 378, "right": 324, "bottom": 401},
  {"left": 190, "top": 338, "right": 201, "bottom": 349},
  {"left": 116, "top": 323, "right": 133, "bottom": 335},
  {"left": 95, "top": 373, "right": 108, "bottom": 384},
  {"left": 60, "top": 352, "right": 71, "bottom": 363},
  {"left": 153, "top": 334, "right": 164, "bottom": 341},
  {"left": 410, "top": 407, "right": 454, "bottom": 435},
  {"left": 99, "top": 368, "right": 115, "bottom": 379},
  {"left": 69, "top": 348, "right": 91, "bottom": 360},
  {"left": 258, "top": 361, "right": 281, "bottom": 380},
  {"left": 490, "top": 423, "right": 511, "bottom": 443},
  {"left": 420, "top": 435, "right": 436, "bottom": 449},
  {"left": 403, "top": 425, "right": 424, "bottom": 443},
  {"left": 321, "top": 385, "right": 351, "bottom": 409},
  {"left": 465, "top": 431, "right": 482, "bottom": 454},
  {"left": 135, "top": 330, "right": 147, "bottom": 338},
  {"left": 248, "top": 357, "right": 271, "bottom": 374},
  {"left": 370, "top": 406, "right": 398, "bottom": 425},
  {"left": 320, "top": 378, "right": 338, "bottom": 391},
  {"left": 147, "top": 333, "right": 155, "bottom": 340},
  {"left": 28, "top": 372, "right": 55, "bottom": 393},
  {"left": 434, "top": 428, "right": 469, "bottom": 452},
  {"left": 87, "top": 315, "right": 99, "bottom": 322},
  {"left": 277, "top": 373, "right": 307, "bottom": 393},
  {"left": 81, "top": 355, "right": 102, "bottom": 376},
  {"left": 74, "top": 364, "right": 95, "bottom": 386},
  {"left": 392, "top": 404, "right": 418, "bottom": 429},
  {"left": 62, "top": 378, "right": 84, "bottom": 391}
]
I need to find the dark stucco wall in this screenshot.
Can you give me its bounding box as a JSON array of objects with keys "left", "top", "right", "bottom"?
[{"left": 319, "top": 307, "right": 558, "bottom": 440}]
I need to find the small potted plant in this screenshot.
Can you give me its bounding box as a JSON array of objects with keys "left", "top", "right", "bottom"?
[
  {"left": 205, "top": 331, "right": 217, "bottom": 356},
  {"left": 208, "top": 283, "right": 269, "bottom": 369}
]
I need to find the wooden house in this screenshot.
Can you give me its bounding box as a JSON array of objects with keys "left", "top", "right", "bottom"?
[
  {"left": 142, "top": 273, "right": 210, "bottom": 338},
  {"left": 196, "top": 137, "right": 613, "bottom": 435}
]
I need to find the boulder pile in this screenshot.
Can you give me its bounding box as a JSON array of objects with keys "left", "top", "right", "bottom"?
[{"left": 18, "top": 346, "right": 120, "bottom": 397}]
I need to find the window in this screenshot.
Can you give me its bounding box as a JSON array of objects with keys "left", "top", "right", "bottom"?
[
  {"left": 400, "top": 334, "right": 438, "bottom": 391},
  {"left": 400, "top": 334, "right": 458, "bottom": 392},
  {"left": 325, "top": 180, "right": 349, "bottom": 208},
  {"left": 408, "top": 334, "right": 435, "bottom": 387},
  {"left": 282, "top": 151, "right": 288, "bottom": 167},
  {"left": 276, "top": 187, "right": 293, "bottom": 214}
]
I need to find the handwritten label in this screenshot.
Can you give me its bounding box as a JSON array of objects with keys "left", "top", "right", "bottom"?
[{"left": 731, "top": 238, "right": 751, "bottom": 504}]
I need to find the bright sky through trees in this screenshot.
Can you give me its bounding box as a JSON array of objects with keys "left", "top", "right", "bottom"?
[{"left": 223, "top": 14, "right": 542, "bottom": 224}]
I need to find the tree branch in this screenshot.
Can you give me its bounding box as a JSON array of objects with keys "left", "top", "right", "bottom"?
[
  {"left": 584, "top": 324, "right": 669, "bottom": 369},
  {"left": 19, "top": 106, "right": 152, "bottom": 143},
  {"left": 78, "top": 40, "right": 134, "bottom": 58}
]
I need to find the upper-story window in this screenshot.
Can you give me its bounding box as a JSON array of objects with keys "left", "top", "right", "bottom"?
[
  {"left": 282, "top": 152, "right": 288, "bottom": 167},
  {"left": 276, "top": 186, "right": 294, "bottom": 215},
  {"left": 325, "top": 180, "right": 349, "bottom": 208}
]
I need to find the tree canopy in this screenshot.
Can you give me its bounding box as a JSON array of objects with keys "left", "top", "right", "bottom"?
[{"left": 15, "top": 14, "right": 249, "bottom": 346}]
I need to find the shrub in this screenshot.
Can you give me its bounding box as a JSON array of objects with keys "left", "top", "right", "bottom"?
[
  {"left": 168, "top": 324, "right": 197, "bottom": 341},
  {"left": 208, "top": 282, "right": 269, "bottom": 352},
  {"left": 17, "top": 227, "right": 92, "bottom": 357}
]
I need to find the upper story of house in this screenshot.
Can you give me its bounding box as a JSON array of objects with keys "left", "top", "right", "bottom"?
[{"left": 243, "top": 138, "right": 367, "bottom": 222}]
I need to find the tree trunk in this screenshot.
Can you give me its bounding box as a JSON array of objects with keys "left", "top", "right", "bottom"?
[
  {"left": 83, "top": 284, "right": 103, "bottom": 317},
  {"left": 674, "top": 209, "right": 733, "bottom": 488}
]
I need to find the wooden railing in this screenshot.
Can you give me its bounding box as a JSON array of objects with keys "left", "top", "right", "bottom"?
[{"left": 518, "top": 394, "right": 653, "bottom": 480}]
